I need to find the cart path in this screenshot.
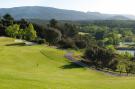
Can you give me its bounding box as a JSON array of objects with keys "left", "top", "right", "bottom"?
[{"left": 64, "top": 52, "right": 131, "bottom": 76}]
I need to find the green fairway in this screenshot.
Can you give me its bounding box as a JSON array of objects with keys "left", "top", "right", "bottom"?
[{"left": 0, "top": 37, "right": 135, "bottom": 89}]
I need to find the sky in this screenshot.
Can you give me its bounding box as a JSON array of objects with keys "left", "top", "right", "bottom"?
[{"left": 0, "top": 0, "right": 135, "bottom": 15}]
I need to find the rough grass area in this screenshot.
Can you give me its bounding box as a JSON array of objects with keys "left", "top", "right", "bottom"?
[{"left": 0, "top": 37, "right": 135, "bottom": 89}]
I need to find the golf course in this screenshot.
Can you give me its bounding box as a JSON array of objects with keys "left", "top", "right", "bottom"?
[{"left": 0, "top": 37, "right": 134, "bottom": 89}]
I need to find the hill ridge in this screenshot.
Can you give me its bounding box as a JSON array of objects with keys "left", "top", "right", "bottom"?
[{"left": 0, "top": 6, "right": 134, "bottom": 20}]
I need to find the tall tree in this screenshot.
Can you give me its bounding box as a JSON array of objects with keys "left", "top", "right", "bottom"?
[
  {"left": 49, "top": 19, "right": 58, "bottom": 28},
  {"left": 60, "top": 23, "right": 77, "bottom": 37},
  {"left": 19, "top": 19, "right": 29, "bottom": 29},
  {"left": 45, "top": 28, "right": 62, "bottom": 45},
  {"left": 25, "top": 23, "right": 37, "bottom": 41},
  {"left": 2, "top": 14, "right": 14, "bottom": 26},
  {"left": 18, "top": 29, "right": 26, "bottom": 39},
  {"left": 0, "top": 17, "right": 6, "bottom": 35}
]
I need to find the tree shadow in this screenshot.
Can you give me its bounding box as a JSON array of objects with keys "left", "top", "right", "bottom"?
[
  {"left": 60, "top": 62, "right": 84, "bottom": 69},
  {"left": 6, "top": 43, "right": 26, "bottom": 46}
]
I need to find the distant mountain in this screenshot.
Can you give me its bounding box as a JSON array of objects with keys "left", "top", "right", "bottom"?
[
  {"left": 124, "top": 15, "right": 135, "bottom": 20},
  {"left": 107, "top": 15, "right": 130, "bottom": 20},
  {"left": 0, "top": 6, "right": 133, "bottom": 20}
]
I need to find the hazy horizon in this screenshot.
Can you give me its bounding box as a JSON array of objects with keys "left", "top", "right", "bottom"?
[{"left": 0, "top": 0, "right": 135, "bottom": 15}]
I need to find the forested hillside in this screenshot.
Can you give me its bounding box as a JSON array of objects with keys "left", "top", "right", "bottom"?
[{"left": 0, "top": 6, "right": 133, "bottom": 20}]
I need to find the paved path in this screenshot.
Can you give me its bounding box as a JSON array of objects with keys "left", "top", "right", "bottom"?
[
  {"left": 64, "top": 52, "right": 132, "bottom": 76},
  {"left": 64, "top": 52, "right": 90, "bottom": 68}
]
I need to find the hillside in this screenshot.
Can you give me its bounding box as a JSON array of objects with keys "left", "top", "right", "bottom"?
[
  {"left": 0, "top": 6, "right": 133, "bottom": 20},
  {"left": 0, "top": 37, "right": 135, "bottom": 89},
  {"left": 108, "top": 15, "right": 130, "bottom": 20}
]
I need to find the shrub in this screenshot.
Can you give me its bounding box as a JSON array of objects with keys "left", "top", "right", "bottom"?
[{"left": 36, "top": 38, "right": 46, "bottom": 44}]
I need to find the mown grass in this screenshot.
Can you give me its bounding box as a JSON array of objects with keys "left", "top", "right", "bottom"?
[{"left": 0, "top": 37, "right": 135, "bottom": 89}]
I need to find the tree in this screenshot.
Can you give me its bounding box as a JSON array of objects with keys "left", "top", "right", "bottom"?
[
  {"left": 60, "top": 23, "right": 78, "bottom": 37},
  {"left": 59, "top": 37, "right": 76, "bottom": 49},
  {"left": 106, "top": 45, "right": 116, "bottom": 52},
  {"left": 127, "top": 63, "right": 135, "bottom": 74},
  {"left": 25, "top": 23, "right": 37, "bottom": 41},
  {"left": 117, "top": 59, "right": 133, "bottom": 76},
  {"left": 117, "top": 61, "right": 126, "bottom": 75},
  {"left": 75, "top": 40, "right": 86, "bottom": 49},
  {"left": 120, "top": 29, "right": 133, "bottom": 37},
  {"left": 125, "top": 62, "right": 132, "bottom": 76},
  {"left": 6, "top": 24, "right": 20, "bottom": 38},
  {"left": 106, "top": 32, "right": 121, "bottom": 45},
  {"left": 19, "top": 19, "right": 29, "bottom": 29},
  {"left": 2, "top": 14, "right": 14, "bottom": 26},
  {"left": 84, "top": 45, "right": 116, "bottom": 69},
  {"left": 18, "top": 29, "right": 26, "bottom": 39},
  {"left": 74, "top": 35, "right": 88, "bottom": 49},
  {"left": 45, "top": 28, "right": 62, "bottom": 45},
  {"left": 95, "top": 30, "right": 106, "bottom": 40},
  {"left": 33, "top": 23, "right": 46, "bottom": 38},
  {"left": 0, "top": 17, "right": 6, "bottom": 36},
  {"left": 49, "top": 19, "right": 58, "bottom": 28}
]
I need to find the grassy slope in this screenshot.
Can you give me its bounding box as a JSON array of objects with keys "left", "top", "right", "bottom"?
[{"left": 0, "top": 37, "right": 135, "bottom": 89}]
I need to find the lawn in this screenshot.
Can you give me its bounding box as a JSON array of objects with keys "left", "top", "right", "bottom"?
[{"left": 0, "top": 37, "right": 135, "bottom": 89}]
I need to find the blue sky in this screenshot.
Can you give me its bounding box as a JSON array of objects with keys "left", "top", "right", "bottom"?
[{"left": 0, "top": 0, "right": 135, "bottom": 15}]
